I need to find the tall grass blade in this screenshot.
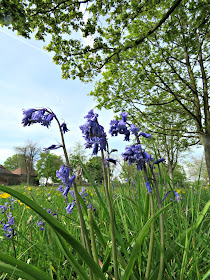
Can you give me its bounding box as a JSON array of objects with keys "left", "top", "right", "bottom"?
[
  {"left": 122, "top": 203, "right": 171, "bottom": 280},
  {"left": 0, "top": 252, "right": 52, "bottom": 280}
]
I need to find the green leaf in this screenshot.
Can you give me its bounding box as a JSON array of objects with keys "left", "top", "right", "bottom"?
[{"left": 0, "top": 253, "right": 52, "bottom": 280}]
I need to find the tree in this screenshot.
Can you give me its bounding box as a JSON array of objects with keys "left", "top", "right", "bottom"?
[
  {"left": 0, "top": 0, "right": 183, "bottom": 80},
  {"left": 36, "top": 152, "right": 64, "bottom": 183},
  {"left": 15, "top": 141, "right": 41, "bottom": 185},
  {"left": 68, "top": 142, "right": 87, "bottom": 170},
  {"left": 1, "top": 1, "right": 209, "bottom": 179},
  {"left": 119, "top": 160, "right": 138, "bottom": 185},
  {"left": 172, "top": 164, "right": 189, "bottom": 188},
  {"left": 85, "top": 156, "right": 103, "bottom": 184},
  {"left": 4, "top": 154, "right": 25, "bottom": 171},
  {"left": 90, "top": 1, "right": 210, "bottom": 180}
]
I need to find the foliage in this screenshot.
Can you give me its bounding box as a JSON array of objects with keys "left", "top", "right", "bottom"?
[
  {"left": 85, "top": 156, "right": 104, "bottom": 184},
  {"left": 15, "top": 141, "right": 41, "bottom": 185},
  {"left": 172, "top": 164, "right": 189, "bottom": 188},
  {"left": 119, "top": 160, "right": 138, "bottom": 184},
  {"left": 0, "top": 0, "right": 184, "bottom": 81},
  {"left": 3, "top": 153, "right": 25, "bottom": 171},
  {"left": 89, "top": 0, "right": 210, "bottom": 180},
  {"left": 36, "top": 152, "right": 64, "bottom": 183},
  {"left": 68, "top": 142, "right": 87, "bottom": 169}
]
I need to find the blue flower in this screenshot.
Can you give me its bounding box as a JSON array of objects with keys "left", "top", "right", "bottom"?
[
  {"left": 120, "top": 112, "right": 128, "bottom": 122},
  {"left": 2, "top": 213, "right": 16, "bottom": 239},
  {"left": 37, "top": 220, "right": 45, "bottom": 231},
  {"left": 122, "top": 144, "right": 154, "bottom": 170},
  {"left": 154, "top": 158, "right": 165, "bottom": 164},
  {"left": 80, "top": 109, "right": 107, "bottom": 154},
  {"left": 139, "top": 132, "right": 152, "bottom": 139},
  {"left": 109, "top": 113, "right": 130, "bottom": 141},
  {"left": 22, "top": 108, "right": 55, "bottom": 128},
  {"left": 130, "top": 124, "right": 140, "bottom": 135},
  {"left": 43, "top": 144, "right": 63, "bottom": 152},
  {"left": 61, "top": 122, "right": 69, "bottom": 134},
  {"left": 145, "top": 181, "right": 152, "bottom": 193},
  {"left": 66, "top": 201, "right": 76, "bottom": 214},
  {"left": 174, "top": 191, "right": 181, "bottom": 202}
]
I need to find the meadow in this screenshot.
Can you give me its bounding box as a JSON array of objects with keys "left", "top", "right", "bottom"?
[
  {"left": 0, "top": 108, "right": 209, "bottom": 280},
  {"left": 0, "top": 180, "right": 209, "bottom": 280}
]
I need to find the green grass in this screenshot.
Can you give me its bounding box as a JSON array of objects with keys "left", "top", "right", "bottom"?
[{"left": 0, "top": 182, "right": 209, "bottom": 279}]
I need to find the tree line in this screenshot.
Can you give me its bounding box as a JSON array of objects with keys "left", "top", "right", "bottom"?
[{"left": 0, "top": 0, "right": 209, "bottom": 181}]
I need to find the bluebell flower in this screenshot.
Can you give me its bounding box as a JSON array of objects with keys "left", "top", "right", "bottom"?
[
  {"left": 130, "top": 124, "right": 140, "bottom": 135},
  {"left": 66, "top": 201, "right": 76, "bottom": 214},
  {"left": 145, "top": 181, "right": 152, "bottom": 193},
  {"left": 56, "top": 165, "right": 71, "bottom": 184},
  {"left": 37, "top": 220, "right": 45, "bottom": 231},
  {"left": 22, "top": 108, "right": 55, "bottom": 127},
  {"left": 120, "top": 112, "right": 128, "bottom": 122},
  {"left": 2, "top": 213, "right": 16, "bottom": 239},
  {"left": 92, "top": 142, "right": 99, "bottom": 155},
  {"left": 61, "top": 122, "right": 69, "bottom": 134},
  {"left": 57, "top": 185, "right": 64, "bottom": 193},
  {"left": 80, "top": 109, "right": 107, "bottom": 154},
  {"left": 139, "top": 132, "right": 152, "bottom": 139},
  {"left": 109, "top": 113, "right": 131, "bottom": 141},
  {"left": 69, "top": 190, "right": 75, "bottom": 198},
  {"left": 80, "top": 187, "right": 87, "bottom": 197},
  {"left": 122, "top": 144, "right": 154, "bottom": 170},
  {"left": 43, "top": 144, "right": 63, "bottom": 152},
  {"left": 174, "top": 191, "right": 181, "bottom": 202},
  {"left": 154, "top": 158, "right": 165, "bottom": 164},
  {"left": 0, "top": 203, "right": 8, "bottom": 214}
]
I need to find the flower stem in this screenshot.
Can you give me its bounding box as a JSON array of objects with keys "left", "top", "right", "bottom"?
[
  {"left": 55, "top": 116, "right": 94, "bottom": 279},
  {"left": 88, "top": 209, "right": 99, "bottom": 264},
  {"left": 101, "top": 150, "right": 119, "bottom": 280},
  {"left": 145, "top": 193, "right": 154, "bottom": 280},
  {"left": 149, "top": 164, "right": 165, "bottom": 280}
]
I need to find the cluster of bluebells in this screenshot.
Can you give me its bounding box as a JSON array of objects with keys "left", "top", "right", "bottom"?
[
  {"left": 56, "top": 165, "right": 76, "bottom": 198},
  {"left": 122, "top": 144, "right": 154, "bottom": 171},
  {"left": 0, "top": 198, "right": 16, "bottom": 239},
  {"left": 37, "top": 209, "right": 58, "bottom": 231},
  {"left": 80, "top": 109, "right": 107, "bottom": 155},
  {"left": 0, "top": 202, "right": 8, "bottom": 214},
  {"left": 65, "top": 187, "right": 95, "bottom": 214},
  {"left": 22, "top": 108, "right": 69, "bottom": 152},
  {"left": 1, "top": 212, "right": 16, "bottom": 239},
  {"left": 109, "top": 112, "right": 130, "bottom": 141},
  {"left": 22, "top": 108, "right": 55, "bottom": 128},
  {"left": 109, "top": 112, "right": 167, "bottom": 195},
  {"left": 57, "top": 186, "right": 94, "bottom": 214}
]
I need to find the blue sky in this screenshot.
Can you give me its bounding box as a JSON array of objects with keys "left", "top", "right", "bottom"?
[
  {"left": 0, "top": 27, "right": 127, "bottom": 166},
  {"left": 0, "top": 27, "right": 203, "bottom": 168}
]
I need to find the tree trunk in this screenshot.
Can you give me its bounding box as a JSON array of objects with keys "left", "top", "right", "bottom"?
[{"left": 202, "top": 135, "right": 210, "bottom": 182}]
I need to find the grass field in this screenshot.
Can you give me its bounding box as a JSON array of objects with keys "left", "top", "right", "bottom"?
[{"left": 0, "top": 181, "right": 209, "bottom": 280}]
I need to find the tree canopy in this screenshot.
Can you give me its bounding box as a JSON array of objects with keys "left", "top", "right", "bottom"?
[
  {"left": 1, "top": 0, "right": 209, "bottom": 180},
  {"left": 36, "top": 152, "right": 64, "bottom": 183},
  {"left": 0, "top": 0, "right": 184, "bottom": 81},
  {"left": 4, "top": 154, "right": 25, "bottom": 171}
]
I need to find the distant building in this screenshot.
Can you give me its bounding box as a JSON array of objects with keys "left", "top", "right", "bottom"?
[{"left": 0, "top": 164, "right": 37, "bottom": 185}]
